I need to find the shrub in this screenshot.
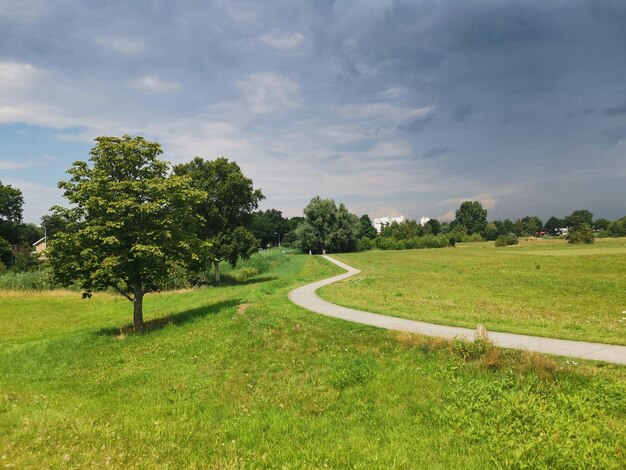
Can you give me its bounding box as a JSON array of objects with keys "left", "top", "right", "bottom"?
[
  {"left": 462, "top": 233, "right": 483, "bottom": 243},
  {"left": 495, "top": 233, "right": 519, "bottom": 247},
  {"left": 357, "top": 237, "right": 373, "bottom": 251},
  {"left": 606, "top": 217, "right": 626, "bottom": 237},
  {"left": 375, "top": 237, "right": 396, "bottom": 250},
  {"left": 566, "top": 224, "right": 594, "bottom": 244}
]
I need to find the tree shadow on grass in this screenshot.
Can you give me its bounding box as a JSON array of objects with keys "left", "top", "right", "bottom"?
[{"left": 96, "top": 298, "right": 241, "bottom": 337}]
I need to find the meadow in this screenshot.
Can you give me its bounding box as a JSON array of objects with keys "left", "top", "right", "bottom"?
[
  {"left": 321, "top": 238, "right": 626, "bottom": 345},
  {"left": 1, "top": 250, "right": 625, "bottom": 468}
]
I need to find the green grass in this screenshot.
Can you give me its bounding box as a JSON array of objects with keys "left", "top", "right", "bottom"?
[
  {"left": 1, "top": 253, "right": 625, "bottom": 468},
  {"left": 321, "top": 238, "right": 626, "bottom": 345}
]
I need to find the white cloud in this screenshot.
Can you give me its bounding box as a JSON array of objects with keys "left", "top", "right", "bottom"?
[
  {"left": 97, "top": 37, "right": 146, "bottom": 54},
  {"left": 132, "top": 76, "right": 180, "bottom": 93},
  {"left": 334, "top": 103, "right": 435, "bottom": 121},
  {"left": 0, "top": 62, "right": 43, "bottom": 89},
  {"left": 379, "top": 87, "right": 406, "bottom": 100},
  {"left": 0, "top": 0, "right": 49, "bottom": 21},
  {"left": 436, "top": 192, "right": 499, "bottom": 221},
  {"left": 236, "top": 73, "right": 300, "bottom": 114},
  {"left": 259, "top": 32, "right": 305, "bottom": 50},
  {"left": 439, "top": 192, "right": 498, "bottom": 210},
  {"left": 0, "top": 159, "right": 35, "bottom": 170},
  {"left": 437, "top": 210, "right": 456, "bottom": 221}
]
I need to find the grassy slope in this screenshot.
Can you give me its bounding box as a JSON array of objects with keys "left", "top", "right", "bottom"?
[
  {"left": 0, "top": 253, "right": 625, "bottom": 468},
  {"left": 321, "top": 238, "right": 626, "bottom": 345}
]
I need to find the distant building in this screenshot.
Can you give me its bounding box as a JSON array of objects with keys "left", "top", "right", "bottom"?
[
  {"left": 32, "top": 237, "right": 47, "bottom": 260},
  {"left": 420, "top": 217, "right": 430, "bottom": 226},
  {"left": 374, "top": 216, "right": 405, "bottom": 233}
]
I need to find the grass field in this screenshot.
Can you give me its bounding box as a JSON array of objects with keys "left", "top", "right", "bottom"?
[
  {"left": 1, "top": 252, "right": 626, "bottom": 468},
  {"left": 321, "top": 238, "right": 626, "bottom": 345}
]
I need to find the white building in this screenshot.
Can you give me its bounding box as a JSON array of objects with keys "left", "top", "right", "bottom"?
[{"left": 373, "top": 216, "right": 405, "bottom": 233}]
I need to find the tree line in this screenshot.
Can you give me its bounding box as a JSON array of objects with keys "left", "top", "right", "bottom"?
[{"left": 2, "top": 135, "right": 626, "bottom": 328}]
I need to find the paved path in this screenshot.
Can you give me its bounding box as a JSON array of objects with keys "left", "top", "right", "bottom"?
[{"left": 288, "top": 255, "right": 626, "bottom": 365}]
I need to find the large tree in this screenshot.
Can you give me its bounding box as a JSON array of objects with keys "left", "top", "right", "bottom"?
[
  {"left": 173, "top": 157, "right": 263, "bottom": 282},
  {"left": 48, "top": 135, "right": 205, "bottom": 330},
  {"left": 454, "top": 201, "right": 487, "bottom": 235},
  {"left": 294, "top": 196, "right": 360, "bottom": 253}
]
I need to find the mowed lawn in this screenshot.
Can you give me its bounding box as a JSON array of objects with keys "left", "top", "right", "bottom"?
[
  {"left": 321, "top": 238, "right": 626, "bottom": 345},
  {"left": 1, "top": 254, "right": 625, "bottom": 468}
]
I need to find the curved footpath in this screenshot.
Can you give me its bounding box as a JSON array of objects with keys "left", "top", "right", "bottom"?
[{"left": 288, "top": 255, "right": 626, "bottom": 366}]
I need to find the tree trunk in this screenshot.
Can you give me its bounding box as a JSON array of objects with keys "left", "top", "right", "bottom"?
[
  {"left": 214, "top": 261, "right": 221, "bottom": 283},
  {"left": 133, "top": 284, "right": 144, "bottom": 331}
]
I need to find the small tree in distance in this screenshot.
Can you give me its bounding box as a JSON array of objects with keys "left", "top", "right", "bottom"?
[{"left": 48, "top": 136, "right": 206, "bottom": 330}]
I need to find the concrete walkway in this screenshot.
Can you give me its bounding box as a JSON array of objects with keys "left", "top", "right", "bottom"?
[{"left": 288, "top": 255, "right": 626, "bottom": 365}]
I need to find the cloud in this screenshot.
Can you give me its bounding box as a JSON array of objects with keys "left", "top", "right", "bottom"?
[
  {"left": 97, "top": 37, "right": 146, "bottom": 54},
  {"left": 1, "top": 0, "right": 626, "bottom": 222},
  {"left": 379, "top": 87, "right": 406, "bottom": 100},
  {"left": 335, "top": 104, "right": 435, "bottom": 122},
  {"left": 0, "top": 62, "right": 43, "bottom": 88},
  {"left": 437, "top": 210, "right": 456, "bottom": 222},
  {"left": 452, "top": 104, "right": 474, "bottom": 120},
  {"left": 132, "top": 76, "right": 180, "bottom": 93},
  {"left": 438, "top": 193, "right": 498, "bottom": 209},
  {"left": 422, "top": 147, "right": 448, "bottom": 160},
  {"left": 259, "top": 32, "right": 305, "bottom": 49},
  {"left": 602, "top": 126, "right": 626, "bottom": 146},
  {"left": 604, "top": 104, "right": 626, "bottom": 116},
  {"left": 0, "top": 159, "right": 35, "bottom": 170},
  {"left": 236, "top": 73, "right": 300, "bottom": 113},
  {"left": 397, "top": 114, "right": 435, "bottom": 134}
]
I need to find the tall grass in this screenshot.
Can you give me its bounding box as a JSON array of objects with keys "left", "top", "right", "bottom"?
[{"left": 0, "top": 269, "right": 59, "bottom": 290}]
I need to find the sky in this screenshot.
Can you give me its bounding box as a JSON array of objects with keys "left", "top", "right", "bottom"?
[{"left": 1, "top": 0, "right": 625, "bottom": 224}]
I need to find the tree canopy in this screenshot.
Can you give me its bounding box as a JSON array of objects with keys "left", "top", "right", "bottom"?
[
  {"left": 173, "top": 157, "right": 264, "bottom": 282},
  {"left": 251, "top": 209, "right": 289, "bottom": 248},
  {"left": 454, "top": 201, "right": 487, "bottom": 235},
  {"left": 294, "top": 196, "right": 360, "bottom": 253},
  {"left": 0, "top": 181, "right": 23, "bottom": 223},
  {"left": 48, "top": 135, "right": 205, "bottom": 330},
  {"left": 564, "top": 210, "right": 593, "bottom": 230},
  {"left": 358, "top": 214, "right": 377, "bottom": 240}
]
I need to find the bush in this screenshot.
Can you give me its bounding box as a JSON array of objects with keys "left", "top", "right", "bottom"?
[
  {"left": 495, "top": 233, "right": 519, "bottom": 247},
  {"left": 566, "top": 224, "right": 594, "bottom": 244},
  {"left": 357, "top": 237, "right": 373, "bottom": 251},
  {"left": 462, "top": 233, "right": 483, "bottom": 243},
  {"left": 606, "top": 217, "right": 626, "bottom": 237}
]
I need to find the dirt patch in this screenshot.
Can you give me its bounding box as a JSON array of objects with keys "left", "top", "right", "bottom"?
[{"left": 237, "top": 303, "right": 253, "bottom": 315}]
